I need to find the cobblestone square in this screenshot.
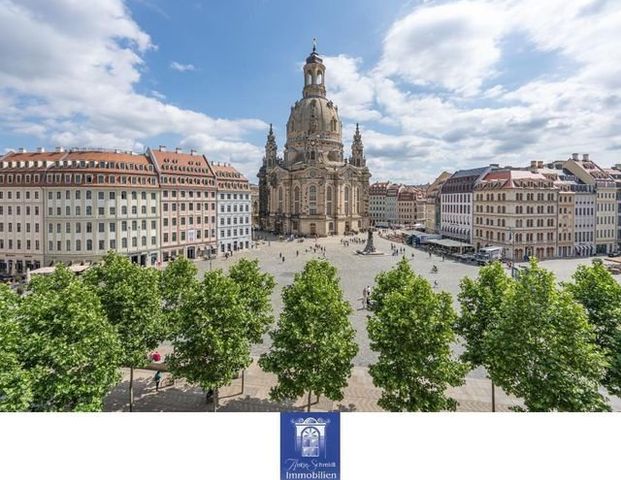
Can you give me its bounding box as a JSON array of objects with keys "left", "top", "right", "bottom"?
[{"left": 104, "top": 233, "right": 621, "bottom": 412}]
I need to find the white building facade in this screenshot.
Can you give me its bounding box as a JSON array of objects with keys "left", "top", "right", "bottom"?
[
  {"left": 214, "top": 163, "right": 252, "bottom": 253},
  {"left": 440, "top": 166, "right": 491, "bottom": 243}
]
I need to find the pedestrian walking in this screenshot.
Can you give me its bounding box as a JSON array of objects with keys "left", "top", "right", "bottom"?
[
  {"left": 366, "top": 285, "right": 372, "bottom": 309},
  {"left": 362, "top": 287, "right": 368, "bottom": 309},
  {"left": 154, "top": 370, "right": 162, "bottom": 392}
]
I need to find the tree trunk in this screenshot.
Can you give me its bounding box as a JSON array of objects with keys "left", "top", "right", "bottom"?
[
  {"left": 241, "top": 369, "right": 245, "bottom": 395},
  {"left": 307, "top": 391, "right": 312, "bottom": 412},
  {"left": 213, "top": 388, "right": 218, "bottom": 412},
  {"left": 491, "top": 379, "right": 496, "bottom": 413},
  {"left": 129, "top": 366, "right": 134, "bottom": 413}
]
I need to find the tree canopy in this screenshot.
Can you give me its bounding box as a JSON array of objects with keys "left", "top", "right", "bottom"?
[
  {"left": 368, "top": 258, "right": 467, "bottom": 411},
  {"left": 259, "top": 259, "right": 357, "bottom": 410},
  {"left": 486, "top": 259, "right": 609, "bottom": 412},
  {"left": 160, "top": 256, "right": 199, "bottom": 337},
  {"left": 228, "top": 258, "right": 276, "bottom": 345},
  {"left": 168, "top": 269, "right": 252, "bottom": 395},
  {"left": 565, "top": 260, "right": 621, "bottom": 395},
  {"left": 457, "top": 261, "right": 513, "bottom": 367},
  {"left": 0, "top": 284, "right": 32, "bottom": 412},
  {"left": 85, "top": 252, "right": 164, "bottom": 369},
  {"left": 20, "top": 266, "right": 121, "bottom": 411}
]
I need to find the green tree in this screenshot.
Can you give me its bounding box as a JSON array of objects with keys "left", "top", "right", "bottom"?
[
  {"left": 228, "top": 258, "right": 276, "bottom": 344},
  {"left": 85, "top": 252, "right": 164, "bottom": 412},
  {"left": 565, "top": 260, "right": 621, "bottom": 394},
  {"left": 259, "top": 259, "right": 358, "bottom": 412},
  {"left": 168, "top": 269, "right": 252, "bottom": 411},
  {"left": 161, "top": 256, "right": 199, "bottom": 336},
  {"left": 20, "top": 266, "right": 121, "bottom": 411},
  {"left": 486, "top": 259, "right": 609, "bottom": 411},
  {"left": 456, "top": 261, "right": 513, "bottom": 410},
  {"left": 0, "top": 285, "right": 32, "bottom": 411},
  {"left": 368, "top": 258, "right": 467, "bottom": 412},
  {"left": 229, "top": 258, "right": 276, "bottom": 393}
]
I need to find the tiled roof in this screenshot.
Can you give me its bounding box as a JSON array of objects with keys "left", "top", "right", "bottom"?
[{"left": 211, "top": 162, "right": 248, "bottom": 181}]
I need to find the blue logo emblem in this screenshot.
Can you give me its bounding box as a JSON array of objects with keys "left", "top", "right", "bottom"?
[{"left": 280, "top": 412, "right": 340, "bottom": 480}]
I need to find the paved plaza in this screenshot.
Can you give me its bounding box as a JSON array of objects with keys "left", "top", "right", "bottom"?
[
  {"left": 104, "top": 232, "right": 621, "bottom": 412},
  {"left": 197, "top": 232, "right": 601, "bottom": 370}
]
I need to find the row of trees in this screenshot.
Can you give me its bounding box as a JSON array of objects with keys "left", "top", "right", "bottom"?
[
  {"left": 0, "top": 252, "right": 277, "bottom": 412},
  {"left": 368, "top": 257, "right": 620, "bottom": 412},
  {"left": 2, "top": 251, "right": 620, "bottom": 412}
]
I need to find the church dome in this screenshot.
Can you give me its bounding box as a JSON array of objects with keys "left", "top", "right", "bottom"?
[{"left": 287, "top": 96, "right": 341, "bottom": 139}]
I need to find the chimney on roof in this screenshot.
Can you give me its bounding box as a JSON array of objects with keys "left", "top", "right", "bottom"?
[
  {"left": 572, "top": 153, "right": 579, "bottom": 160},
  {"left": 18, "top": 147, "right": 26, "bottom": 153},
  {"left": 190, "top": 149, "right": 196, "bottom": 156},
  {"left": 114, "top": 149, "right": 120, "bottom": 154},
  {"left": 159, "top": 145, "right": 166, "bottom": 152},
  {"left": 530, "top": 160, "right": 538, "bottom": 169},
  {"left": 583, "top": 153, "right": 589, "bottom": 161},
  {"left": 175, "top": 147, "right": 182, "bottom": 154},
  {"left": 537, "top": 161, "right": 543, "bottom": 168},
  {"left": 55, "top": 146, "right": 64, "bottom": 153},
  {"left": 36, "top": 147, "right": 45, "bottom": 153}
]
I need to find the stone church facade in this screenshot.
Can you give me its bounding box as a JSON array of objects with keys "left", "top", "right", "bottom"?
[{"left": 258, "top": 45, "right": 371, "bottom": 237}]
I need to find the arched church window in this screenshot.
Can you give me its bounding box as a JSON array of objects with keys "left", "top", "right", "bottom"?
[
  {"left": 294, "top": 186, "right": 300, "bottom": 214},
  {"left": 306, "top": 72, "right": 312, "bottom": 86},
  {"left": 316, "top": 72, "right": 323, "bottom": 85},
  {"left": 326, "top": 186, "right": 333, "bottom": 215},
  {"left": 355, "top": 187, "right": 360, "bottom": 214},
  {"left": 310, "top": 151, "right": 315, "bottom": 160},
  {"left": 330, "top": 118, "right": 337, "bottom": 132},
  {"left": 309, "top": 185, "right": 317, "bottom": 215},
  {"left": 344, "top": 186, "right": 350, "bottom": 215},
  {"left": 278, "top": 187, "right": 283, "bottom": 213}
]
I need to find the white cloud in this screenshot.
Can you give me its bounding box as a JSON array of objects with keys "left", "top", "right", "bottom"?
[
  {"left": 0, "top": 0, "right": 265, "bottom": 156},
  {"left": 323, "top": 55, "right": 384, "bottom": 122},
  {"left": 319, "top": 0, "right": 621, "bottom": 182},
  {"left": 378, "top": 1, "right": 506, "bottom": 95},
  {"left": 2, "top": 0, "right": 620, "bottom": 184},
  {"left": 170, "top": 61, "right": 196, "bottom": 72}
]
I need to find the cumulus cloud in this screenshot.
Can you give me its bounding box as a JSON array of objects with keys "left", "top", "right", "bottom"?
[
  {"left": 1, "top": 0, "right": 620, "bottom": 184},
  {"left": 323, "top": 0, "right": 621, "bottom": 182},
  {"left": 0, "top": 0, "right": 265, "bottom": 157},
  {"left": 379, "top": 1, "right": 505, "bottom": 95},
  {"left": 170, "top": 61, "right": 196, "bottom": 72}
]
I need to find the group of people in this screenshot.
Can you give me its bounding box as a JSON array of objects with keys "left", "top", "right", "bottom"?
[
  {"left": 341, "top": 237, "right": 365, "bottom": 247},
  {"left": 390, "top": 243, "right": 407, "bottom": 256}
]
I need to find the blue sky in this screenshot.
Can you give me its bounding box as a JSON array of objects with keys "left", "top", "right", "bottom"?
[{"left": 1, "top": 0, "right": 620, "bottom": 183}]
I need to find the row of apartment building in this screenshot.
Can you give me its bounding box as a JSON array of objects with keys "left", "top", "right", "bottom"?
[
  {"left": 369, "top": 182, "right": 426, "bottom": 227},
  {"left": 426, "top": 153, "right": 620, "bottom": 260},
  {"left": 0, "top": 147, "right": 252, "bottom": 275}
]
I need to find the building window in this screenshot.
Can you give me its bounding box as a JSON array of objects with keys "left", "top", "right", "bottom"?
[{"left": 309, "top": 186, "right": 317, "bottom": 215}]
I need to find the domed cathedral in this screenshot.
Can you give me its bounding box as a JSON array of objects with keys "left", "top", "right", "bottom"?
[{"left": 257, "top": 43, "right": 371, "bottom": 237}]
